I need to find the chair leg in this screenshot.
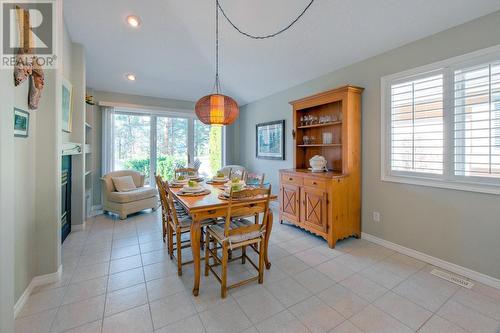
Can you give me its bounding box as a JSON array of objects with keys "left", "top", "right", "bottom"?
[
  {"left": 258, "top": 240, "right": 264, "bottom": 284},
  {"left": 241, "top": 246, "right": 246, "bottom": 264},
  {"left": 168, "top": 224, "right": 174, "bottom": 259},
  {"left": 176, "top": 228, "right": 182, "bottom": 276},
  {"left": 221, "top": 242, "right": 228, "bottom": 298},
  {"left": 162, "top": 216, "right": 167, "bottom": 243},
  {"left": 204, "top": 233, "right": 210, "bottom": 277}
]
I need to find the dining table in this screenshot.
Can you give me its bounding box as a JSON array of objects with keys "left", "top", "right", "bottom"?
[{"left": 170, "top": 182, "right": 277, "bottom": 296}]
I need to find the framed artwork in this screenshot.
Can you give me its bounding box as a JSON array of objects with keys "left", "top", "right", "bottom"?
[
  {"left": 62, "top": 77, "right": 73, "bottom": 133},
  {"left": 256, "top": 120, "right": 285, "bottom": 160},
  {"left": 14, "top": 108, "right": 29, "bottom": 137}
]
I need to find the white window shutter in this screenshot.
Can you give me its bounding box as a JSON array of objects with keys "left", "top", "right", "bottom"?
[{"left": 390, "top": 74, "right": 444, "bottom": 174}]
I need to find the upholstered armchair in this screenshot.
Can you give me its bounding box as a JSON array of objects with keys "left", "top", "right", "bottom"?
[{"left": 101, "top": 170, "right": 158, "bottom": 219}]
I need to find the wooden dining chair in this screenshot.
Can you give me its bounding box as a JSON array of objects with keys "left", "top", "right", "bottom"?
[
  {"left": 155, "top": 175, "right": 189, "bottom": 242},
  {"left": 229, "top": 168, "right": 246, "bottom": 181},
  {"left": 164, "top": 183, "right": 217, "bottom": 276},
  {"left": 174, "top": 167, "right": 197, "bottom": 179},
  {"left": 205, "top": 186, "right": 272, "bottom": 298},
  {"left": 246, "top": 173, "right": 266, "bottom": 186}
]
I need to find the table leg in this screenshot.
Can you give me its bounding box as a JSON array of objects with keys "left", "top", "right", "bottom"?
[
  {"left": 190, "top": 218, "right": 202, "bottom": 296},
  {"left": 264, "top": 209, "right": 273, "bottom": 269}
]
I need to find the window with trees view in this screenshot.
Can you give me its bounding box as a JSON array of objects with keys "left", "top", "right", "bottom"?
[
  {"left": 114, "top": 113, "right": 151, "bottom": 183},
  {"left": 112, "top": 111, "right": 224, "bottom": 185}
]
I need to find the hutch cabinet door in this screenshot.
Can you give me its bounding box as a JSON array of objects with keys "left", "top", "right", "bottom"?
[
  {"left": 280, "top": 184, "right": 300, "bottom": 223},
  {"left": 300, "top": 187, "right": 328, "bottom": 233}
]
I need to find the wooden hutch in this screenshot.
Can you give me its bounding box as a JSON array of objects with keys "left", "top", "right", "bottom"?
[{"left": 279, "top": 85, "right": 363, "bottom": 248}]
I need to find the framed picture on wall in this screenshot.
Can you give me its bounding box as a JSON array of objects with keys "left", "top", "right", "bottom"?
[
  {"left": 62, "top": 78, "right": 73, "bottom": 133},
  {"left": 256, "top": 120, "right": 285, "bottom": 160},
  {"left": 14, "top": 108, "right": 29, "bottom": 138}
]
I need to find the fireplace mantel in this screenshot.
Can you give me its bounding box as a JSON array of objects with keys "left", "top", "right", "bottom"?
[{"left": 62, "top": 142, "right": 82, "bottom": 156}]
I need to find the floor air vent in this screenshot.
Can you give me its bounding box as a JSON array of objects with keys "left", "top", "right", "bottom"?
[{"left": 430, "top": 269, "right": 474, "bottom": 289}]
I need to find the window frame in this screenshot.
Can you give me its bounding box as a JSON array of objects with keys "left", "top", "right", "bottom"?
[{"left": 381, "top": 44, "right": 500, "bottom": 195}]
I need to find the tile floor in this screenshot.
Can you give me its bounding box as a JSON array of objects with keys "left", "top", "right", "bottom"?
[{"left": 15, "top": 210, "right": 500, "bottom": 333}]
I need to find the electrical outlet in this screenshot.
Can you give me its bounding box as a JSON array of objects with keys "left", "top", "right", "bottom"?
[{"left": 372, "top": 211, "right": 381, "bottom": 222}]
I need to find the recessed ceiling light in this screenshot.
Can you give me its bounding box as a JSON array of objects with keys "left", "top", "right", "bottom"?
[
  {"left": 126, "top": 15, "right": 141, "bottom": 28},
  {"left": 125, "top": 73, "right": 136, "bottom": 81}
]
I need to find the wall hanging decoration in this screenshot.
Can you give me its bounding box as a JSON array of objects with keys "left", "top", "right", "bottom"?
[
  {"left": 28, "top": 62, "right": 45, "bottom": 110},
  {"left": 14, "top": 108, "right": 30, "bottom": 138},
  {"left": 62, "top": 78, "right": 73, "bottom": 133},
  {"left": 256, "top": 120, "right": 285, "bottom": 160},
  {"left": 195, "top": 0, "right": 314, "bottom": 126},
  {"left": 12, "top": 5, "right": 45, "bottom": 110}
]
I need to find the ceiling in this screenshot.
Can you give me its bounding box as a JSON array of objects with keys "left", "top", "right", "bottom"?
[{"left": 64, "top": 0, "right": 500, "bottom": 105}]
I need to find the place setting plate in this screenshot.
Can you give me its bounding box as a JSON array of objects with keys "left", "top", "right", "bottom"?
[
  {"left": 169, "top": 180, "right": 188, "bottom": 188},
  {"left": 206, "top": 177, "right": 229, "bottom": 184},
  {"left": 177, "top": 185, "right": 211, "bottom": 196}
]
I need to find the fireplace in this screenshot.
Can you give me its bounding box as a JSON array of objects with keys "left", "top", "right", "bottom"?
[{"left": 61, "top": 155, "right": 72, "bottom": 243}]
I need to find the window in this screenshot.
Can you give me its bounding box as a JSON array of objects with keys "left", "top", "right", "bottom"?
[
  {"left": 382, "top": 46, "right": 500, "bottom": 194},
  {"left": 109, "top": 109, "right": 224, "bottom": 185}
]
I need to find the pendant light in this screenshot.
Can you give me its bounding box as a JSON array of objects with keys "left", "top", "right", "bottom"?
[{"left": 195, "top": 0, "right": 239, "bottom": 125}]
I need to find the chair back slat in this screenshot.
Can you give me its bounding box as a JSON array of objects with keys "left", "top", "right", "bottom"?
[
  {"left": 223, "top": 186, "right": 272, "bottom": 238},
  {"left": 164, "top": 182, "right": 182, "bottom": 228}
]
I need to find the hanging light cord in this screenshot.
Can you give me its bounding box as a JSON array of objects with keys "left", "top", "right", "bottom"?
[
  {"left": 214, "top": 0, "right": 220, "bottom": 93},
  {"left": 213, "top": 0, "right": 314, "bottom": 93},
  {"left": 216, "top": 0, "right": 315, "bottom": 40}
]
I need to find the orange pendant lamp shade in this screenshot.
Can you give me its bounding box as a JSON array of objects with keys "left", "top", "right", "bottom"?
[{"left": 195, "top": 93, "right": 239, "bottom": 125}]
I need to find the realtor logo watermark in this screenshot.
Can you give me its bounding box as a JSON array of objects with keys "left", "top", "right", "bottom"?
[{"left": 1, "top": 0, "right": 57, "bottom": 68}]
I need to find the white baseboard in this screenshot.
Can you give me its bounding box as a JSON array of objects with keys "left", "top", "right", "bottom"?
[
  {"left": 72, "top": 221, "right": 86, "bottom": 231},
  {"left": 14, "top": 265, "right": 62, "bottom": 318},
  {"left": 89, "top": 205, "right": 103, "bottom": 217},
  {"left": 361, "top": 232, "right": 500, "bottom": 290},
  {"left": 91, "top": 204, "right": 102, "bottom": 212}
]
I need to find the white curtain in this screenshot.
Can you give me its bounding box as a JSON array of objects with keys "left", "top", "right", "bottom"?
[{"left": 101, "top": 106, "right": 115, "bottom": 175}]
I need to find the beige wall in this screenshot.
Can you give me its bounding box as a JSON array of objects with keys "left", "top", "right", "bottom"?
[
  {"left": 13, "top": 73, "right": 37, "bottom": 300},
  {"left": 7, "top": 9, "right": 64, "bottom": 306},
  {"left": 0, "top": 67, "right": 16, "bottom": 333},
  {"left": 236, "top": 10, "right": 500, "bottom": 279}
]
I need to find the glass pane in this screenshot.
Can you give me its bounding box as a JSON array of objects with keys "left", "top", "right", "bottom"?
[
  {"left": 156, "top": 117, "right": 188, "bottom": 181},
  {"left": 113, "top": 113, "right": 151, "bottom": 184},
  {"left": 391, "top": 74, "right": 444, "bottom": 174},
  {"left": 194, "top": 120, "right": 222, "bottom": 178},
  {"left": 454, "top": 64, "right": 500, "bottom": 178}
]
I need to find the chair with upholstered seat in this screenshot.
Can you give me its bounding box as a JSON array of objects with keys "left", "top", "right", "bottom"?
[
  {"left": 205, "top": 186, "right": 271, "bottom": 298},
  {"left": 101, "top": 170, "right": 158, "bottom": 220}
]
